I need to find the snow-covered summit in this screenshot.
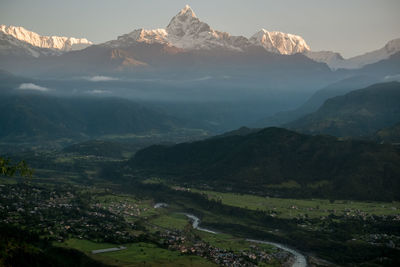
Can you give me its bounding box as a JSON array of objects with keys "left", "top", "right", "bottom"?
[
  {"left": 250, "top": 29, "right": 311, "bottom": 54},
  {"left": 166, "top": 5, "right": 207, "bottom": 39},
  {"left": 165, "top": 5, "right": 250, "bottom": 51},
  {"left": 0, "top": 25, "right": 93, "bottom": 52},
  {"left": 178, "top": 5, "right": 197, "bottom": 18},
  {"left": 111, "top": 28, "right": 168, "bottom": 46},
  {"left": 0, "top": 31, "right": 58, "bottom": 58},
  {"left": 105, "top": 5, "right": 310, "bottom": 55}
]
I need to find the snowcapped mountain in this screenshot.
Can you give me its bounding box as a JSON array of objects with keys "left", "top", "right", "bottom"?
[
  {"left": 1, "top": 4, "right": 397, "bottom": 74},
  {"left": 0, "top": 25, "right": 93, "bottom": 52},
  {"left": 0, "top": 31, "right": 57, "bottom": 58},
  {"left": 105, "top": 5, "right": 251, "bottom": 51},
  {"left": 306, "top": 39, "right": 400, "bottom": 70},
  {"left": 106, "top": 28, "right": 169, "bottom": 48},
  {"left": 105, "top": 5, "right": 310, "bottom": 55},
  {"left": 249, "top": 29, "right": 310, "bottom": 54},
  {"left": 164, "top": 5, "right": 251, "bottom": 51},
  {"left": 103, "top": 2, "right": 399, "bottom": 72}
]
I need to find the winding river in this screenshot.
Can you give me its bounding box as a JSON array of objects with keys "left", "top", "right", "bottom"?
[{"left": 184, "top": 213, "right": 307, "bottom": 267}]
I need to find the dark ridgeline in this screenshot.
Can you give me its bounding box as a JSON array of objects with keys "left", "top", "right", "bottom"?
[
  {"left": 287, "top": 82, "right": 400, "bottom": 137},
  {"left": 0, "top": 94, "right": 182, "bottom": 141},
  {"left": 255, "top": 75, "right": 382, "bottom": 127},
  {"left": 130, "top": 126, "right": 400, "bottom": 201}
]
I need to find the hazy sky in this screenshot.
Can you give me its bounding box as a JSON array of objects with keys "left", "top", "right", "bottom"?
[{"left": 1, "top": 0, "right": 399, "bottom": 58}]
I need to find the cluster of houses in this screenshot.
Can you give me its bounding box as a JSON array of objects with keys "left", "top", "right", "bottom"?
[
  {"left": 93, "top": 199, "right": 150, "bottom": 218},
  {"left": 0, "top": 184, "right": 135, "bottom": 243},
  {"left": 158, "top": 230, "right": 288, "bottom": 266}
]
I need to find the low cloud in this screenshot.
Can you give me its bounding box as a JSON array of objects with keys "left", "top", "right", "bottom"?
[
  {"left": 384, "top": 74, "right": 400, "bottom": 81},
  {"left": 86, "top": 89, "right": 111, "bottom": 94},
  {"left": 18, "top": 83, "right": 49, "bottom": 92},
  {"left": 190, "top": 76, "right": 212, "bottom": 82},
  {"left": 85, "top": 76, "right": 118, "bottom": 82}
]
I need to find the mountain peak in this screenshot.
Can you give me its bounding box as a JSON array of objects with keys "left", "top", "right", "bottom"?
[
  {"left": 166, "top": 5, "right": 205, "bottom": 39},
  {"left": 179, "top": 5, "right": 197, "bottom": 18},
  {"left": 0, "top": 24, "right": 92, "bottom": 52},
  {"left": 250, "top": 29, "right": 310, "bottom": 54},
  {"left": 106, "top": 6, "right": 312, "bottom": 55}
]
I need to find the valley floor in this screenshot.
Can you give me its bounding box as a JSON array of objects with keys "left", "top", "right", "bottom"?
[
  {"left": 0, "top": 148, "right": 399, "bottom": 266},
  {"left": 1, "top": 176, "right": 399, "bottom": 266}
]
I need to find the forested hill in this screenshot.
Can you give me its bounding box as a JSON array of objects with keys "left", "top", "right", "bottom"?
[
  {"left": 287, "top": 82, "right": 400, "bottom": 137},
  {"left": 130, "top": 127, "right": 400, "bottom": 201},
  {"left": 0, "top": 94, "right": 183, "bottom": 141}
]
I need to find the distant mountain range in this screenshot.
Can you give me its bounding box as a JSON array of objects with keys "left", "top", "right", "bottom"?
[
  {"left": 0, "top": 31, "right": 58, "bottom": 58},
  {"left": 103, "top": 5, "right": 310, "bottom": 55},
  {"left": 129, "top": 127, "right": 400, "bottom": 201},
  {"left": 0, "top": 5, "right": 327, "bottom": 80},
  {"left": 0, "top": 25, "right": 92, "bottom": 53},
  {"left": 0, "top": 6, "right": 399, "bottom": 134},
  {"left": 306, "top": 38, "right": 400, "bottom": 69},
  {"left": 254, "top": 75, "right": 384, "bottom": 127},
  {"left": 287, "top": 82, "right": 400, "bottom": 137},
  {"left": 0, "top": 93, "right": 183, "bottom": 142},
  {"left": 0, "top": 5, "right": 399, "bottom": 72}
]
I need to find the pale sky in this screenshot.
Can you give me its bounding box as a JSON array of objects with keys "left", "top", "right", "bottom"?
[{"left": 1, "top": 0, "right": 399, "bottom": 58}]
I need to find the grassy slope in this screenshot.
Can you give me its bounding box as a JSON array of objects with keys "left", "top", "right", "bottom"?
[
  {"left": 192, "top": 189, "right": 400, "bottom": 219},
  {"left": 58, "top": 239, "right": 215, "bottom": 267}
]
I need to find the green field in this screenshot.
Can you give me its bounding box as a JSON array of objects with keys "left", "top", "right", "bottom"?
[
  {"left": 192, "top": 189, "right": 400, "bottom": 219},
  {"left": 197, "top": 231, "right": 276, "bottom": 253},
  {"left": 150, "top": 213, "right": 189, "bottom": 230},
  {"left": 58, "top": 239, "right": 215, "bottom": 267}
]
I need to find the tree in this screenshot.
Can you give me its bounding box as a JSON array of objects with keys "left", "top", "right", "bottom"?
[{"left": 0, "top": 157, "right": 32, "bottom": 177}]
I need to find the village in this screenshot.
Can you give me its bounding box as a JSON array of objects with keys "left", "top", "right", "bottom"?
[
  {"left": 0, "top": 183, "right": 290, "bottom": 266},
  {"left": 1, "top": 182, "right": 399, "bottom": 266},
  {"left": 158, "top": 229, "right": 291, "bottom": 266},
  {"left": 0, "top": 183, "right": 136, "bottom": 243}
]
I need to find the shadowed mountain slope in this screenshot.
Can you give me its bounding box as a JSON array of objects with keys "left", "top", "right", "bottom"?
[
  {"left": 287, "top": 82, "right": 400, "bottom": 137},
  {"left": 129, "top": 127, "right": 400, "bottom": 201}
]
